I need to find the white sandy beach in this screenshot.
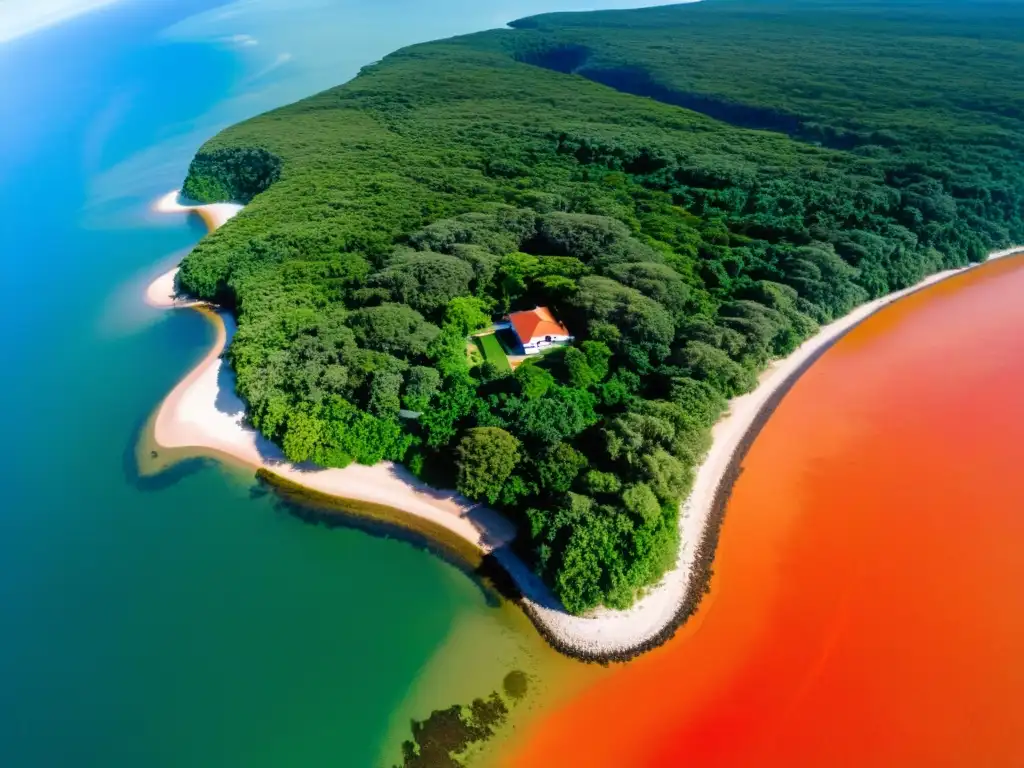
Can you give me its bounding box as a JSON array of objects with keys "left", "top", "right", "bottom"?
[
  {"left": 146, "top": 191, "right": 1021, "bottom": 657},
  {"left": 144, "top": 193, "right": 243, "bottom": 309},
  {"left": 499, "top": 244, "right": 1024, "bottom": 655},
  {"left": 146, "top": 190, "right": 515, "bottom": 553},
  {"left": 144, "top": 266, "right": 188, "bottom": 308},
  {"left": 152, "top": 308, "right": 517, "bottom": 550},
  {"left": 152, "top": 189, "right": 244, "bottom": 231}
]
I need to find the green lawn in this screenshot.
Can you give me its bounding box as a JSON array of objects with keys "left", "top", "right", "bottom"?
[
  {"left": 476, "top": 333, "right": 511, "bottom": 372},
  {"left": 494, "top": 328, "right": 520, "bottom": 355}
]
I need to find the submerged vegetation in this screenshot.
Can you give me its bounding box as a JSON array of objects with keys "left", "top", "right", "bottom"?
[
  {"left": 178, "top": 0, "right": 1024, "bottom": 615},
  {"left": 396, "top": 671, "right": 529, "bottom": 768}
]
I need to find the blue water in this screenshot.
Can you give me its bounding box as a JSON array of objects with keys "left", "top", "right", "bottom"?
[{"left": 0, "top": 1, "right": 655, "bottom": 764}]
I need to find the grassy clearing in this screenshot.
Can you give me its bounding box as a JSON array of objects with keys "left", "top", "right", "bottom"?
[{"left": 476, "top": 333, "right": 511, "bottom": 372}]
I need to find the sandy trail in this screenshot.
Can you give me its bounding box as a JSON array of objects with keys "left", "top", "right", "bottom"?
[{"left": 144, "top": 190, "right": 1021, "bottom": 656}]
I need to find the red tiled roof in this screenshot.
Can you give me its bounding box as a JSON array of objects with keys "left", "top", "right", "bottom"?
[{"left": 508, "top": 306, "right": 570, "bottom": 342}]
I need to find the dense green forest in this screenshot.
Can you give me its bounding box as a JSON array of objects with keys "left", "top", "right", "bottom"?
[{"left": 177, "top": 0, "right": 1024, "bottom": 614}]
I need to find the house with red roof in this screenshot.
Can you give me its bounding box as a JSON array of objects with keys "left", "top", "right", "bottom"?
[{"left": 506, "top": 306, "right": 573, "bottom": 355}]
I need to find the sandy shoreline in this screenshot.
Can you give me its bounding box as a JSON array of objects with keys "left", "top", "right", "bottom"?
[
  {"left": 144, "top": 193, "right": 244, "bottom": 309},
  {"left": 144, "top": 266, "right": 189, "bottom": 308},
  {"left": 150, "top": 307, "right": 517, "bottom": 551},
  {"left": 145, "top": 191, "right": 516, "bottom": 554},
  {"left": 152, "top": 189, "right": 244, "bottom": 231},
  {"left": 501, "top": 244, "right": 1024, "bottom": 658},
  {"left": 144, "top": 193, "right": 1021, "bottom": 658}
]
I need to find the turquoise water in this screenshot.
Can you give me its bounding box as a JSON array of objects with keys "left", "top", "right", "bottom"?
[{"left": 0, "top": 1, "right": 662, "bottom": 764}]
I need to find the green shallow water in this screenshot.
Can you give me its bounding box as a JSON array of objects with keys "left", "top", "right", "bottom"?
[{"left": 0, "top": 1, "right": 662, "bottom": 764}]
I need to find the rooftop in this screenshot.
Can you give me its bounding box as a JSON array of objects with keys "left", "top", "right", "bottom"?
[{"left": 508, "top": 306, "right": 570, "bottom": 341}]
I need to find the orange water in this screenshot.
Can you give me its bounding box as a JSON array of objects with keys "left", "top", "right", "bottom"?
[{"left": 509, "top": 256, "right": 1024, "bottom": 767}]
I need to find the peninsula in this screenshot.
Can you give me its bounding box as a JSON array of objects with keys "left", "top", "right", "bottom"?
[{"left": 147, "top": 0, "right": 1024, "bottom": 658}]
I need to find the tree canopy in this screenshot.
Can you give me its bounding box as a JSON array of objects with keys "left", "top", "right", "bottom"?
[
  {"left": 456, "top": 428, "right": 522, "bottom": 504},
  {"left": 177, "top": 0, "right": 1023, "bottom": 614}
]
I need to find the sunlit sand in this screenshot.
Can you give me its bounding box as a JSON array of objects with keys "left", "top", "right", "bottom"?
[{"left": 145, "top": 191, "right": 1021, "bottom": 656}]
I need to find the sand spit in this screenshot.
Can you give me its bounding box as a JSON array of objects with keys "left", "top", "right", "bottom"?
[
  {"left": 145, "top": 191, "right": 514, "bottom": 553},
  {"left": 144, "top": 192, "right": 243, "bottom": 308},
  {"left": 151, "top": 308, "right": 517, "bottom": 551},
  {"left": 144, "top": 266, "right": 190, "bottom": 308},
  {"left": 152, "top": 189, "right": 243, "bottom": 230},
  {"left": 145, "top": 196, "right": 1021, "bottom": 659}
]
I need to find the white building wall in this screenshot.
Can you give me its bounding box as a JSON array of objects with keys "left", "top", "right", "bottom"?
[{"left": 522, "top": 334, "right": 573, "bottom": 354}]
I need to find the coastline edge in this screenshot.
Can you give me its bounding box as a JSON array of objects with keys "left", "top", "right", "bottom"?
[{"left": 142, "top": 192, "right": 1022, "bottom": 661}]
